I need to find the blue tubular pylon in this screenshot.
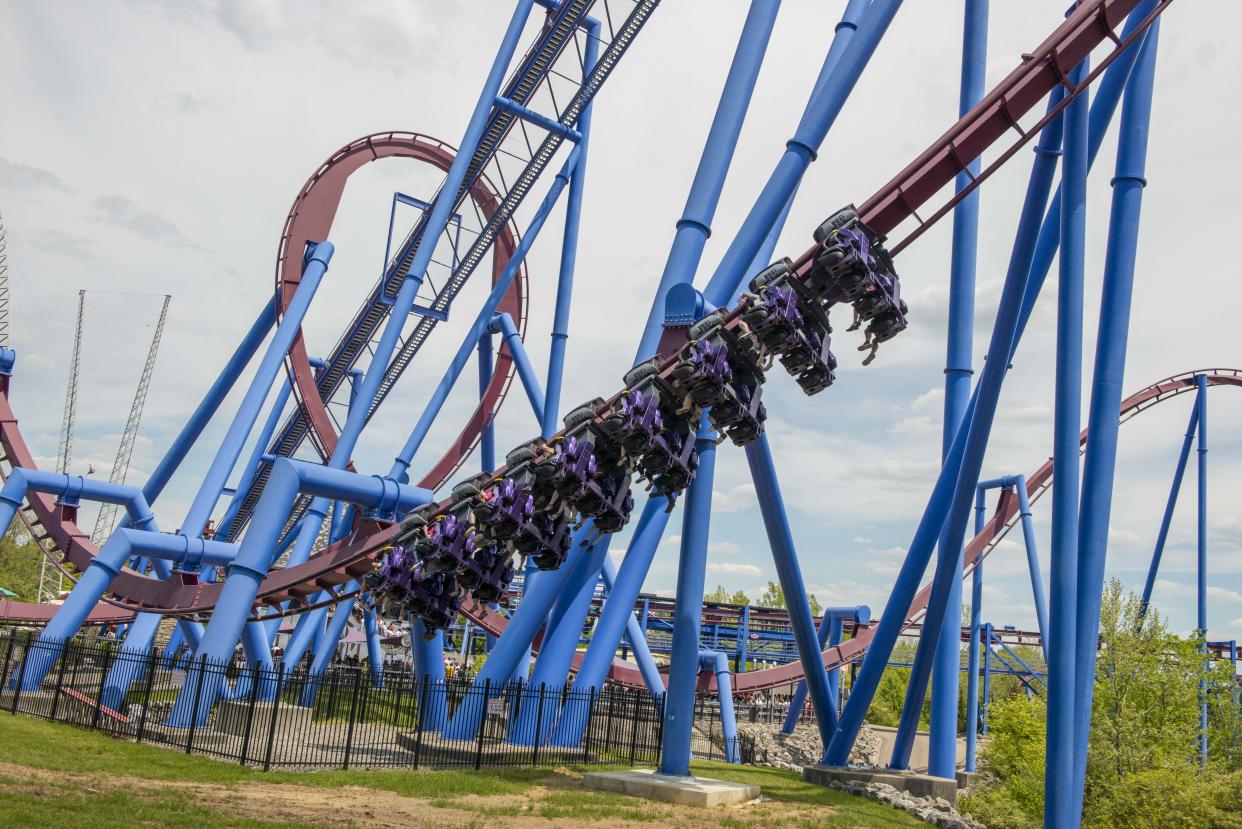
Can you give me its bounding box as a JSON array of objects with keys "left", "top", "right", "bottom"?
[
  {"left": 363, "top": 602, "right": 383, "bottom": 687},
  {"left": 272, "top": 0, "right": 540, "bottom": 599},
  {"left": 490, "top": 312, "right": 546, "bottom": 426},
  {"left": 702, "top": 0, "right": 903, "bottom": 305},
  {"left": 216, "top": 374, "right": 293, "bottom": 538},
  {"left": 509, "top": 533, "right": 610, "bottom": 745},
  {"left": 1014, "top": 478, "right": 1050, "bottom": 658},
  {"left": 826, "top": 87, "right": 1067, "bottom": 768},
  {"left": 542, "top": 19, "right": 597, "bottom": 437},
  {"left": 965, "top": 491, "right": 986, "bottom": 772},
  {"left": 1012, "top": 2, "right": 1161, "bottom": 347},
  {"left": 389, "top": 148, "right": 578, "bottom": 482},
  {"left": 741, "top": 0, "right": 871, "bottom": 282},
  {"left": 555, "top": 0, "right": 781, "bottom": 723},
  {"left": 929, "top": 0, "right": 989, "bottom": 782},
  {"left": 478, "top": 329, "right": 496, "bottom": 472},
  {"left": 747, "top": 433, "right": 838, "bottom": 745},
  {"left": 599, "top": 554, "right": 663, "bottom": 695},
  {"left": 700, "top": 650, "right": 741, "bottom": 764},
  {"left": 635, "top": 0, "right": 781, "bottom": 362},
  {"left": 411, "top": 618, "right": 447, "bottom": 731},
  {"left": 178, "top": 243, "right": 335, "bottom": 539},
  {"left": 441, "top": 544, "right": 587, "bottom": 741},
  {"left": 1197, "top": 374, "right": 1209, "bottom": 766},
  {"left": 659, "top": 417, "right": 717, "bottom": 777},
  {"left": 1044, "top": 55, "right": 1089, "bottom": 829},
  {"left": 168, "top": 461, "right": 431, "bottom": 726},
  {"left": 1071, "top": 21, "right": 1162, "bottom": 805},
  {"left": 300, "top": 581, "right": 362, "bottom": 706},
  {"left": 782, "top": 606, "right": 867, "bottom": 734},
  {"left": 1138, "top": 403, "right": 1198, "bottom": 621}
]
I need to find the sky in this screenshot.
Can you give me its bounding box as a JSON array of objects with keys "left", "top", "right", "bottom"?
[{"left": 0, "top": 0, "right": 1239, "bottom": 644}]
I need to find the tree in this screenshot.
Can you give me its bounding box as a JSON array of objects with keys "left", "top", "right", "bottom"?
[
  {"left": 962, "top": 580, "right": 1242, "bottom": 828},
  {"left": 703, "top": 584, "right": 749, "bottom": 606},
  {"left": 0, "top": 527, "right": 43, "bottom": 599},
  {"left": 757, "top": 579, "right": 822, "bottom": 615}
]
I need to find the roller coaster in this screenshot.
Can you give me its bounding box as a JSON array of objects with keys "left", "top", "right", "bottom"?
[{"left": 0, "top": 0, "right": 1228, "bottom": 825}]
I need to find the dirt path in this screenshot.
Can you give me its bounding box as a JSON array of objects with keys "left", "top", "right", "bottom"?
[{"left": 0, "top": 761, "right": 854, "bottom": 828}]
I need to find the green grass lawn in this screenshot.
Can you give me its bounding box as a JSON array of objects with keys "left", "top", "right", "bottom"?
[{"left": 0, "top": 714, "right": 920, "bottom": 828}]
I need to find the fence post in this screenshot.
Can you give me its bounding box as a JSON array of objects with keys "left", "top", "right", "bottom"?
[
  {"left": 238, "top": 662, "right": 261, "bottom": 766},
  {"left": 92, "top": 640, "right": 117, "bottom": 730},
  {"left": 628, "top": 689, "right": 640, "bottom": 764},
  {"left": 412, "top": 677, "right": 428, "bottom": 770},
  {"left": 49, "top": 639, "right": 71, "bottom": 722},
  {"left": 262, "top": 659, "right": 286, "bottom": 772},
  {"left": 10, "top": 632, "right": 33, "bottom": 714},
  {"left": 391, "top": 670, "right": 407, "bottom": 730},
  {"left": 343, "top": 669, "right": 363, "bottom": 770},
  {"left": 475, "top": 678, "right": 491, "bottom": 770},
  {"left": 0, "top": 632, "right": 14, "bottom": 692},
  {"left": 532, "top": 683, "right": 546, "bottom": 765},
  {"left": 605, "top": 688, "right": 616, "bottom": 748},
  {"left": 136, "top": 647, "right": 158, "bottom": 743},
  {"left": 656, "top": 692, "right": 666, "bottom": 763},
  {"left": 583, "top": 686, "right": 597, "bottom": 761},
  {"left": 186, "top": 654, "right": 209, "bottom": 754}
]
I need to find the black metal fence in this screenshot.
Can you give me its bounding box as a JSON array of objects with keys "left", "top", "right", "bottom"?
[{"left": 0, "top": 631, "right": 751, "bottom": 770}]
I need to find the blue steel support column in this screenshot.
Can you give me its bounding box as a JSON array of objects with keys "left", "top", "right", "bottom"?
[
  {"left": 827, "top": 87, "right": 1067, "bottom": 768},
  {"left": 179, "top": 244, "right": 335, "bottom": 539},
  {"left": 1071, "top": 28, "right": 1161, "bottom": 807},
  {"left": 301, "top": 583, "right": 362, "bottom": 706},
  {"left": 388, "top": 152, "right": 577, "bottom": 481},
  {"left": 478, "top": 330, "right": 496, "bottom": 473},
  {"left": 1197, "top": 374, "right": 1209, "bottom": 765},
  {"left": 965, "top": 490, "right": 986, "bottom": 772},
  {"left": 1014, "top": 479, "right": 1050, "bottom": 659},
  {"left": 738, "top": 604, "right": 750, "bottom": 673},
  {"left": 510, "top": 534, "right": 610, "bottom": 744},
  {"left": 1045, "top": 57, "right": 1089, "bottom": 829},
  {"left": 442, "top": 544, "right": 587, "bottom": 740},
  {"left": 169, "top": 460, "right": 431, "bottom": 725},
  {"left": 741, "top": 0, "right": 871, "bottom": 279},
  {"left": 491, "top": 312, "right": 546, "bottom": 425},
  {"left": 1138, "top": 403, "right": 1198, "bottom": 620},
  {"left": 412, "top": 619, "right": 447, "bottom": 731},
  {"left": 747, "top": 433, "right": 838, "bottom": 744},
  {"left": 700, "top": 651, "right": 740, "bottom": 764},
  {"left": 981, "top": 623, "right": 993, "bottom": 735},
  {"left": 276, "top": 0, "right": 538, "bottom": 580},
  {"left": 599, "top": 554, "right": 663, "bottom": 695},
  {"left": 554, "top": 0, "right": 782, "bottom": 723},
  {"left": 216, "top": 376, "right": 293, "bottom": 538},
  {"left": 782, "top": 607, "right": 862, "bottom": 734},
  {"left": 930, "top": 0, "right": 988, "bottom": 782},
  {"left": 541, "top": 21, "right": 597, "bottom": 436},
  {"left": 364, "top": 604, "right": 383, "bottom": 687},
  {"left": 702, "top": 0, "right": 903, "bottom": 304},
  {"left": 659, "top": 418, "right": 716, "bottom": 777},
  {"left": 634, "top": 0, "right": 781, "bottom": 361}
]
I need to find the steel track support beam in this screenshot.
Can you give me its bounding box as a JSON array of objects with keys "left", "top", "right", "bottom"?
[
  {"left": 1137, "top": 403, "right": 1197, "bottom": 622},
  {"left": 1070, "top": 26, "right": 1161, "bottom": 802},
  {"left": 827, "top": 86, "right": 1067, "bottom": 768},
  {"left": 929, "top": 0, "right": 988, "bottom": 782},
  {"left": 1044, "top": 56, "right": 1089, "bottom": 829}
]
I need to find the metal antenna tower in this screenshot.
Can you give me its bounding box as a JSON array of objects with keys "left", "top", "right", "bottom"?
[
  {"left": 39, "top": 290, "right": 86, "bottom": 602},
  {"left": 92, "top": 294, "right": 171, "bottom": 543},
  {"left": 0, "top": 211, "right": 11, "bottom": 348}
]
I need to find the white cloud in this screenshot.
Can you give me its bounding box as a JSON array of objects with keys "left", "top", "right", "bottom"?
[
  {"left": 706, "top": 562, "right": 762, "bottom": 577},
  {"left": 712, "top": 483, "right": 756, "bottom": 513}
]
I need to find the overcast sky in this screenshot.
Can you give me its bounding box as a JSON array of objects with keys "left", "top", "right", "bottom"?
[{"left": 1, "top": 1, "right": 1239, "bottom": 645}]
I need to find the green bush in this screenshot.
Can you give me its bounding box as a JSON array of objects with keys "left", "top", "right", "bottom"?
[{"left": 962, "top": 581, "right": 1242, "bottom": 828}]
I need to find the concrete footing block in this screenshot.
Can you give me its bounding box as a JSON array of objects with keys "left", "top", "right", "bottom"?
[
  {"left": 803, "top": 764, "right": 958, "bottom": 804},
  {"left": 584, "top": 769, "right": 760, "bottom": 806},
  {"left": 214, "top": 699, "right": 313, "bottom": 737}
]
